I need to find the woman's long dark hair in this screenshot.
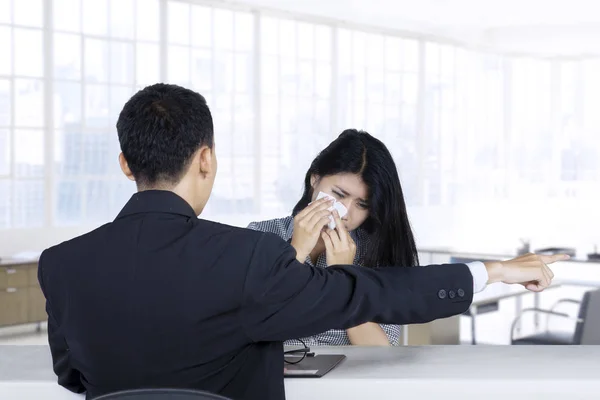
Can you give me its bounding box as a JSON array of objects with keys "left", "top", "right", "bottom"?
[{"left": 292, "top": 129, "right": 419, "bottom": 268}]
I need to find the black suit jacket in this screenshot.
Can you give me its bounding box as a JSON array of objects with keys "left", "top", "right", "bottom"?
[{"left": 38, "top": 190, "right": 475, "bottom": 400}]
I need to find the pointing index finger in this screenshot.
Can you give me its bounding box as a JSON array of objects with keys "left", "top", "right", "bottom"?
[{"left": 539, "top": 254, "right": 570, "bottom": 265}]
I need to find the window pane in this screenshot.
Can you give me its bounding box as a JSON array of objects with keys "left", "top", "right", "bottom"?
[
  {"left": 0, "top": 130, "right": 9, "bottom": 176},
  {"left": 110, "top": 42, "right": 134, "bottom": 84},
  {"left": 14, "top": 29, "right": 43, "bottom": 77},
  {"left": 0, "top": 180, "right": 9, "bottom": 228},
  {"left": 214, "top": 9, "right": 233, "bottom": 50},
  {"left": 83, "top": 132, "right": 109, "bottom": 175},
  {"left": 14, "top": 180, "right": 44, "bottom": 228},
  {"left": 260, "top": 55, "right": 278, "bottom": 95},
  {"left": 55, "top": 180, "right": 82, "bottom": 225},
  {"left": 110, "top": 0, "right": 134, "bottom": 39},
  {"left": 168, "top": 1, "right": 190, "bottom": 45},
  {"left": 55, "top": 129, "right": 82, "bottom": 176},
  {"left": 54, "top": 0, "right": 81, "bottom": 32},
  {"left": 260, "top": 17, "right": 278, "bottom": 55},
  {"left": 191, "top": 49, "right": 212, "bottom": 92},
  {"left": 191, "top": 5, "right": 212, "bottom": 48},
  {"left": 215, "top": 52, "right": 233, "bottom": 93},
  {"left": 54, "top": 81, "right": 82, "bottom": 129},
  {"left": 385, "top": 37, "right": 402, "bottom": 71},
  {"left": 366, "top": 34, "right": 384, "bottom": 67},
  {"left": 54, "top": 33, "right": 81, "bottom": 80},
  {"left": 279, "top": 20, "right": 296, "bottom": 58},
  {"left": 0, "top": 0, "right": 10, "bottom": 24},
  {"left": 233, "top": 95, "right": 253, "bottom": 154},
  {"left": 280, "top": 58, "right": 297, "bottom": 96},
  {"left": 298, "top": 61, "right": 313, "bottom": 97},
  {"left": 14, "top": 79, "right": 44, "bottom": 127},
  {"left": 426, "top": 43, "right": 440, "bottom": 76},
  {"left": 15, "top": 129, "right": 44, "bottom": 177},
  {"left": 136, "top": 0, "right": 159, "bottom": 41},
  {"left": 109, "top": 86, "right": 133, "bottom": 126},
  {"left": 403, "top": 73, "right": 418, "bottom": 105},
  {"left": 315, "top": 63, "right": 330, "bottom": 99},
  {"left": 235, "top": 13, "right": 253, "bottom": 52},
  {"left": 353, "top": 32, "right": 366, "bottom": 66},
  {"left": 85, "top": 180, "right": 110, "bottom": 222},
  {"left": 338, "top": 29, "right": 351, "bottom": 73},
  {"left": 137, "top": 43, "right": 160, "bottom": 86},
  {"left": 315, "top": 99, "right": 330, "bottom": 135},
  {"left": 235, "top": 53, "right": 252, "bottom": 95},
  {"left": 85, "top": 84, "right": 109, "bottom": 127},
  {"left": 14, "top": 0, "right": 43, "bottom": 27},
  {"left": 110, "top": 179, "right": 135, "bottom": 216},
  {"left": 0, "top": 27, "right": 11, "bottom": 75},
  {"left": 106, "top": 130, "right": 121, "bottom": 175},
  {"left": 85, "top": 39, "right": 109, "bottom": 83},
  {"left": 403, "top": 39, "right": 419, "bottom": 73},
  {"left": 168, "top": 46, "right": 190, "bottom": 85},
  {"left": 83, "top": 0, "right": 108, "bottom": 36},
  {"left": 0, "top": 79, "right": 10, "bottom": 126},
  {"left": 298, "top": 23, "right": 314, "bottom": 60},
  {"left": 315, "top": 25, "right": 331, "bottom": 62}
]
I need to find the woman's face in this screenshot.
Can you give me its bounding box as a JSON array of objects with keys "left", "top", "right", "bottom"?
[{"left": 310, "top": 173, "right": 370, "bottom": 232}]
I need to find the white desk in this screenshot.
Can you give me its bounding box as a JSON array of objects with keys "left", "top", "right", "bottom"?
[{"left": 2, "top": 345, "right": 600, "bottom": 399}]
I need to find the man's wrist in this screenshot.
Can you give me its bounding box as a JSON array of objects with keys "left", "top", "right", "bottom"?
[{"left": 483, "top": 261, "right": 504, "bottom": 284}]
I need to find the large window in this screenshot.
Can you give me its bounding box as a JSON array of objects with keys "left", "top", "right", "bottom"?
[
  {"left": 259, "top": 17, "right": 332, "bottom": 214},
  {"left": 52, "top": 0, "right": 159, "bottom": 226},
  {"left": 2, "top": 0, "right": 600, "bottom": 256},
  {"left": 165, "top": 2, "right": 257, "bottom": 216},
  {"left": 337, "top": 30, "right": 420, "bottom": 205},
  {"left": 0, "top": 0, "right": 46, "bottom": 229}
]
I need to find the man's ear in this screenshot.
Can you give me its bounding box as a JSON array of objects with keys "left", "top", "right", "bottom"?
[
  {"left": 197, "top": 145, "right": 214, "bottom": 176},
  {"left": 119, "top": 153, "right": 135, "bottom": 181}
]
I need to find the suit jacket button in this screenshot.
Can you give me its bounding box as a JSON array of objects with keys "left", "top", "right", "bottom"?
[
  {"left": 458, "top": 288, "right": 465, "bottom": 297},
  {"left": 438, "top": 289, "right": 447, "bottom": 299},
  {"left": 449, "top": 290, "right": 456, "bottom": 299}
]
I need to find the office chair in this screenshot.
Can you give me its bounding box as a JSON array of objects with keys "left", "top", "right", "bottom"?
[
  {"left": 94, "top": 388, "right": 233, "bottom": 400},
  {"left": 511, "top": 289, "right": 600, "bottom": 345}
]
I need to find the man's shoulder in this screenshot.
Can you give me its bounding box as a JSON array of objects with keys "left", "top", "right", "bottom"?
[
  {"left": 39, "top": 222, "right": 112, "bottom": 274},
  {"left": 196, "top": 219, "right": 289, "bottom": 249},
  {"left": 43, "top": 221, "right": 110, "bottom": 251}
]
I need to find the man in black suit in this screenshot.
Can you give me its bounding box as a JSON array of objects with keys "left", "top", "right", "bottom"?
[{"left": 38, "top": 83, "right": 566, "bottom": 400}]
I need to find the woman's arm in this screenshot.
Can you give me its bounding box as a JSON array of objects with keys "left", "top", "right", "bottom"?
[{"left": 346, "top": 322, "right": 390, "bottom": 346}]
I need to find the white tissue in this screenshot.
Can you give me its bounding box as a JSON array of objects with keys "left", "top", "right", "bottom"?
[{"left": 315, "top": 191, "right": 348, "bottom": 230}]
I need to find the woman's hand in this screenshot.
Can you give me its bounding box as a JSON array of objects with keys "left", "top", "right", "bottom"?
[
  {"left": 290, "top": 197, "right": 334, "bottom": 262},
  {"left": 322, "top": 210, "right": 356, "bottom": 266}
]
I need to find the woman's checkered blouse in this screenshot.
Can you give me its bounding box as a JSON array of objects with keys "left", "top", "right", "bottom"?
[{"left": 247, "top": 216, "right": 401, "bottom": 347}]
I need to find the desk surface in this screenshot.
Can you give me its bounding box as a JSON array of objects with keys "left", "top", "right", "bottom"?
[
  {"left": 419, "top": 247, "right": 600, "bottom": 264},
  {"left": 2, "top": 345, "right": 600, "bottom": 399}
]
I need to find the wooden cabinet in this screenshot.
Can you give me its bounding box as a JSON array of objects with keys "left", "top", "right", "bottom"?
[
  {"left": 400, "top": 315, "right": 461, "bottom": 345},
  {"left": 0, "top": 260, "right": 47, "bottom": 327},
  {"left": 28, "top": 286, "right": 47, "bottom": 322},
  {"left": 0, "top": 288, "right": 29, "bottom": 326},
  {"left": 0, "top": 266, "right": 29, "bottom": 289}
]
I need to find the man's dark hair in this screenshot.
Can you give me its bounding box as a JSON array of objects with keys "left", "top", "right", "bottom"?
[{"left": 116, "top": 83, "right": 214, "bottom": 187}]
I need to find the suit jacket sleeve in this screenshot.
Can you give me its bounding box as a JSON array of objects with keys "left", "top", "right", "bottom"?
[
  {"left": 240, "top": 233, "right": 474, "bottom": 342},
  {"left": 38, "top": 252, "right": 86, "bottom": 394}
]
